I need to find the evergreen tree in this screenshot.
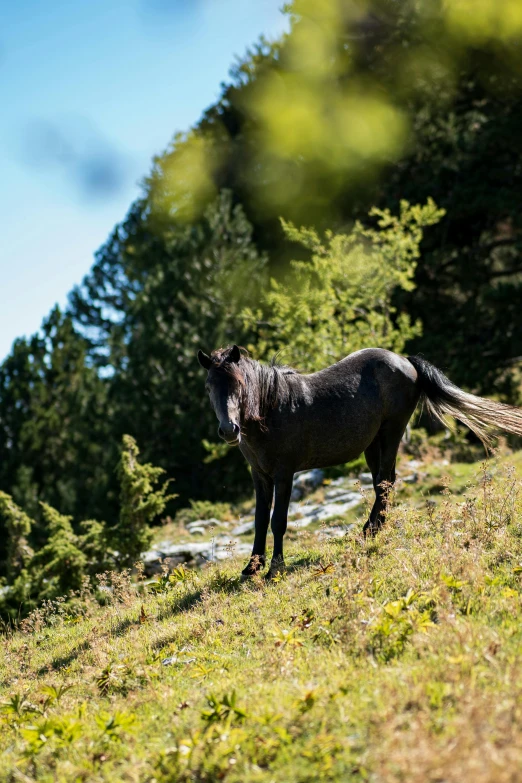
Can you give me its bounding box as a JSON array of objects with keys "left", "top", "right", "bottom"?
[
  {"left": 0, "top": 492, "right": 33, "bottom": 581},
  {"left": 29, "top": 503, "right": 88, "bottom": 600},
  {"left": 0, "top": 308, "right": 114, "bottom": 528},
  {"left": 70, "top": 191, "right": 267, "bottom": 505},
  {"left": 111, "top": 435, "right": 177, "bottom": 567}
]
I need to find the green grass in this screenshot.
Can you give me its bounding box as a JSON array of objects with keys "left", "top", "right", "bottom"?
[{"left": 2, "top": 457, "right": 522, "bottom": 782}]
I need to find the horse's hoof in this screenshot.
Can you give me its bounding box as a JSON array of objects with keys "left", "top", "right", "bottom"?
[
  {"left": 240, "top": 572, "right": 255, "bottom": 583},
  {"left": 241, "top": 555, "right": 265, "bottom": 581},
  {"left": 265, "top": 557, "right": 286, "bottom": 580}
]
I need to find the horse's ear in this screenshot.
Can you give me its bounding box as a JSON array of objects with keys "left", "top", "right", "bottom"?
[
  {"left": 197, "top": 350, "right": 212, "bottom": 370},
  {"left": 229, "top": 344, "right": 241, "bottom": 363}
]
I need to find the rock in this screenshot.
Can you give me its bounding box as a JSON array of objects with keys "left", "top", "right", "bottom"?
[
  {"left": 231, "top": 519, "right": 255, "bottom": 535},
  {"left": 287, "top": 495, "right": 363, "bottom": 528},
  {"left": 324, "top": 487, "right": 349, "bottom": 500},
  {"left": 401, "top": 473, "right": 418, "bottom": 484},
  {"left": 141, "top": 549, "right": 166, "bottom": 564},
  {"left": 324, "top": 489, "right": 363, "bottom": 503},
  {"left": 186, "top": 518, "right": 222, "bottom": 531},
  {"left": 288, "top": 501, "right": 319, "bottom": 517},
  {"left": 291, "top": 469, "right": 325, "bottom": 500},
  {"left": 212, "top": 542, "right": 252, "bottom": 561},
  {"left": 329, "top": 477, "right": 347, "bottom": 487},
  {"left": 316, "top": 524, "right": 354, "bottom": 540},
  {"left": 310, "top": 498, "right": 363, "bottom": 521},
  {"left": 288, "top": 516, "right": 316, "bottom": 530},
  {"left": 186, "top": 526, "right": 206, "bottom": 536},
  {"left": 155, "top": 541, "right": 209, "bottom": 558},
  {"left": 358, "top": 472, "right": 373, "bottom": 485},
  {"left": 141, "top": 538, "right": 253, "bottom": 574}
]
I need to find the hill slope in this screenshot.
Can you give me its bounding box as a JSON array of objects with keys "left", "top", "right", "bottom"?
[{"left": 2, "top": 458, "right": 522, "bottom": 782}]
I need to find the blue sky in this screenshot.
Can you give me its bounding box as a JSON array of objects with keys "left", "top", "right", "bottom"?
[{"left": 0, "top": 0, "right": 288, "bottom": 361}]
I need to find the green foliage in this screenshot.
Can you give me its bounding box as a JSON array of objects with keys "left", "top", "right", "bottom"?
[
  {"left": 243, "top": 201, "right": 444, "bottom": 371},
  {"left": 201, "top": 691, "right": 248, "bottom": 725},
  {"left": 112, "top": 435, "right": 177, "bottom": 567},
  {"left": 368, "top": 589, "right": 436, "bottom": 663},
  {"left": 27, "top": 504, "right": 89, "bottom": 605},
  {"left": 0, "top": 491, "right": 33, "bottom": 580},
  {"left": 0, "top": 308, "right": 113, "bottom": 529},
  {"left": 0, "top": 496, "right": 91, "bottom": 619},
  {"left": 69, "top": 191, "right": 266, "bottom": 510}
]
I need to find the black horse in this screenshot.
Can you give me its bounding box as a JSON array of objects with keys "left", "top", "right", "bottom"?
[{"left": 198, "top": 345, "right": 522, "bottom": 578}]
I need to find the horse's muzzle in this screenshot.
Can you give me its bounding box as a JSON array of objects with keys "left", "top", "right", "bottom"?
[{"left": 218, "top": 423, "right": 241, "bottom": 446}]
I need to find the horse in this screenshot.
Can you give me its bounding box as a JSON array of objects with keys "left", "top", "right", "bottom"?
[{"left": 198, "top": 345, "right": 522, "bottom": 579}]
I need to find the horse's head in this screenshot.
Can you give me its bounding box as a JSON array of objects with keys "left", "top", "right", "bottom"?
[{"left": 198, "top": 344, "right": 243, "bottom": 446}]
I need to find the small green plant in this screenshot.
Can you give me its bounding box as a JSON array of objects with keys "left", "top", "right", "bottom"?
[
  {"left": 96, "top": 663, "right": 127, "bottom": 696},
  {"left": 148, "top": 565, "right": 196, "bottom": 594},
  {"left": 95, "top": 710, "right": 136, "bottom": 742},
  {"left": 20, "top": 715, "right": 83, "bottom": 757},
  {"left": 368, "top": 589, "right": 436, "bottom": 662},
  {"left": 201, "top": 691, "right": 247, "bottom": 725}
]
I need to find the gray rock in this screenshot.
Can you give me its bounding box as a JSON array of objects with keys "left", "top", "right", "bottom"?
[
  {"left": 141, "top": 549, "right": 166, "bottom": 563},
  {"left": 211, "top": 542, "right": 252, "bottom": 561},
  {"left": 186, "top": 526, "right": 206, "bottom": 536},
  {"left": 291, "top": 469, "right": 325, "bottom": 500},
  {"left": 324, "top": 487, "right": 351, "bottom": 500},
  {"left": 324, "top": 489, "right": 363, "bottom": 504},
  {"left": 186, "top": 518, "right": 222, "bottom": 530},
  {"left": 231, "top": 519, "right": 255, "bottom": 535},
  {"left": 288, "top": 516, "right": 316, "bottom": 530},
  {"left": 141, "top": 537, "right": 253, "bottom": 575},
  {"left": 316, "top": 524, "right": 354, "bottom": 540},
  {"left": 308, "top": 498, "right": 363, "bottom": 522},
  {"left": 155, "top": 542, "right": 209, "bottom": 557},
  {"left": 288, "top": 501, "right": 320, "bottom": 517},
  {"left": 358, "top": 472, "right": 373, "bottom": 485}
]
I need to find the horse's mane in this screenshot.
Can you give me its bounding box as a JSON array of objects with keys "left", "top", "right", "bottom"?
[{"left": 209, "top": 348, "right": 301, "bottom": 422}]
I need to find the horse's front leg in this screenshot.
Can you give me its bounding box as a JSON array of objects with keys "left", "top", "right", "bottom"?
[
  {"left": 267, "top": 474, "right": 293, "bottom": 579},
  {"left": 241, "top": 469, "right": 274, "bottom": 579}
]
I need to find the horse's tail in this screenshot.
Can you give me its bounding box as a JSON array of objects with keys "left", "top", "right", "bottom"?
[{"left": 407, "top": 355, "right": 522, "bottom": 449}]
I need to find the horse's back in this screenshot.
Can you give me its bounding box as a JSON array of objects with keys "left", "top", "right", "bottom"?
[{"left": 310, "top": 348, "right": 419, "bottom": 419}]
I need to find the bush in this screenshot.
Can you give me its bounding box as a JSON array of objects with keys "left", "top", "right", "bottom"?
[{"left": 110, "top": 435, "right": 177, "bottom": 567}]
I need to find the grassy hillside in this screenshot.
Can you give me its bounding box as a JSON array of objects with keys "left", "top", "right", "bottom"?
[{"left": 2, "top": 455, "right": 522, "bottom": 782}]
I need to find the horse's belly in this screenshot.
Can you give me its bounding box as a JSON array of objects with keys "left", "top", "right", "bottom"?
[{"left": 294, "top": 415, "right": 380, "bottom": 472}]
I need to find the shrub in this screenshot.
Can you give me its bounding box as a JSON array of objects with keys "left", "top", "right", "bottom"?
[{"left": 110, "top": 435, "right": 177, "bottom": 566}]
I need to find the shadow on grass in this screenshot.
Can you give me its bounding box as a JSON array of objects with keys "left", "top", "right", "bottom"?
[
  {"left": 38, "top": 638, "right": 90, "bottom": 674},
  {"left": 40, "top": 557, "right": 321, "bottom": 671}
]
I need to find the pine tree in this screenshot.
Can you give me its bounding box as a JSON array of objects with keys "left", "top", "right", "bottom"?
[
  {"left": 0, "top": 492, "right": 33, "bottom": 581},
  {"left": 111, "top": 435, "right": 177, "bottom": 567}
]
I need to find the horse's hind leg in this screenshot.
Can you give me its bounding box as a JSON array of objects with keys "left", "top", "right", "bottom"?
[{"left": 363, "top": 417, "right": 408, "bottom": 537}]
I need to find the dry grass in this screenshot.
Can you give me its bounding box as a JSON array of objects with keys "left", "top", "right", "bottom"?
[{"left": 1, "top": 458, "right": 522, "bottom": 781}]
